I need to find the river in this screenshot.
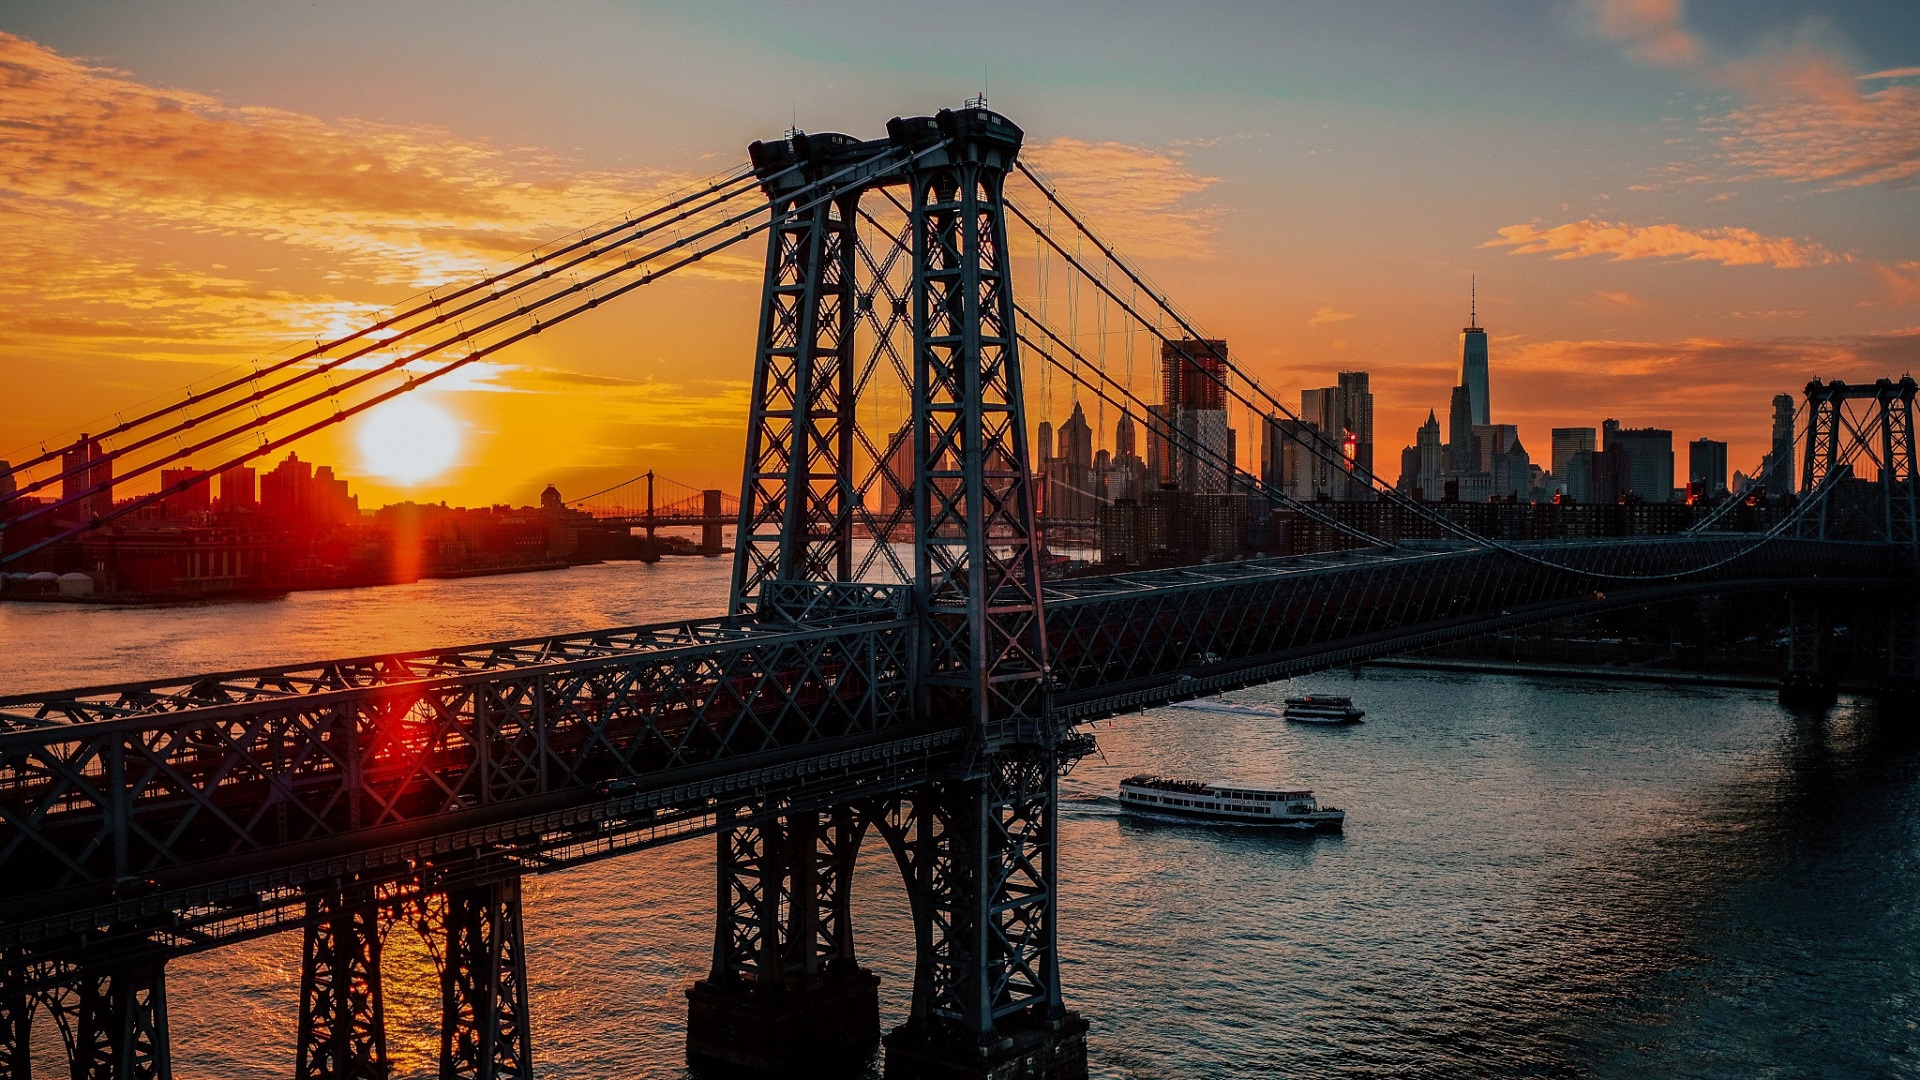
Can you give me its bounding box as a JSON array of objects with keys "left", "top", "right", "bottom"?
[{"left": 2, "top": 559, "right": 1914, "bottom": 1078}]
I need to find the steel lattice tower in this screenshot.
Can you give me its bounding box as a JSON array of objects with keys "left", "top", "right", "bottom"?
[{"left": 701, "top": 107, "right": 1083, "bottom": 1079}]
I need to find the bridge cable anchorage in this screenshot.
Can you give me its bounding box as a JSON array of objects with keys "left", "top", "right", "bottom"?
[
  {"left": 1006, "top": 164, "right": 1846, "bottom": 582},
  {"left": 0, "top": 163, "right": 766, "bottom": 507},
  {"left": 3, "top": 144, "right": 943, "bottom": 564}
]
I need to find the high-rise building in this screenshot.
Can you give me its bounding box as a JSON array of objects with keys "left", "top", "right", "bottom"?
[
  {"left": 1336, "top": 370, "right": 1374, "bottom": 500},
  {"left": 1035, "top": 420, "right": 1055, "bottom": 467},
  {"left": 1416, "top": 410, "right": 1445, "bottom": 498},
  {"left": 1057, "top": 402, "right": 1093, "bottom": 469},
  {"left": 219, "top": 465, "right": 257, "bottom": 511},
  {"left": 1603, "top": 422, "right": 1676, "bottom": 502},
  {"left": 1161, "top": 339, "right": 1229, "bottom": 411},
  {"left": 1262, "top": 415, "right": 1326, "bottom": 501},
  {"left": 1767, "top": 392, "right": 1796, "bottom": 495},
  {"left": 876, "top": 422, "right": 914, "bottom": 520},
  {"left": 1149, "top": 340, "right": 1234, "bottom": 494},
  {"left": 1114, "top": 414, "right": 1136, "bottom": 460},
  {"left": 1460, "top": 283, "right": 1489, "bottom": 427},
  {"left": 1689, "top": 438, "right": 1729, "bottom": 497},
  {"left": 1551, "top": 428, "right": 1596, "bottom": 485},
  {"left": 1447, "top": 385, "right": 1473, "bottom": 474},
  {"left": 60, "top": 434, "right": 113, "bottom": 519},
  {"left": 160, "top": 467, "right": 211, "bottom": 518}
]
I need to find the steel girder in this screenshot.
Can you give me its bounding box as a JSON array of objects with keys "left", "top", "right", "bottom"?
[
  {"left": 435, "top": 880, "right": 531, "bottom": 1080},
  {"left": 1041, "top": 538, "right": 1898, "bottom": 720},
  {"left": 0, "top": 615, "right": 914, "bottom": 913},
  {"left": 296, "top": 889, "right": 388, "bottom": 1080}
]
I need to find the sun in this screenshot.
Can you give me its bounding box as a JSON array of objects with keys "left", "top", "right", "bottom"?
[{"left": 356, "top": 395, "right": 463, "bottom": 485}]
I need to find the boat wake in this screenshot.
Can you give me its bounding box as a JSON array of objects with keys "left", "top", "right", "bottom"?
[{"left": 1163, "top": 699, "right": 1289, "bottom": 719}]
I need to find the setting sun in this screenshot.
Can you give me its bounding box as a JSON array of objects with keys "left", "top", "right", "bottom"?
[{"left": 355, "top": 395, "right": 463, "bottom": 485}]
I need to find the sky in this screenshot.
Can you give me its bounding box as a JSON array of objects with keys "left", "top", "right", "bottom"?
[{"left": 1, "top": 0, "right": 1916, "bottom": 507}]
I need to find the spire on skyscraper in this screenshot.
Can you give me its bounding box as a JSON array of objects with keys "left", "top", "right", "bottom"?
[{"left": 1469, "top": 275, "right": 1478, "bottom": 330}]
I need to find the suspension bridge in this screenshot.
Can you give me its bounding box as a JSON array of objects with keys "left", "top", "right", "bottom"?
[{"left": 0, "top": 105, "right": 1913, "bottom": 1080}]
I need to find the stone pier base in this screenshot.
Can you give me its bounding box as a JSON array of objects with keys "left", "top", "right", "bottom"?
[
  {"left": 883, "top": 1012, "right": 1089, "bottom": 1080},
  {"left": 686, "top": 969, "right": 880, "bottom": 1075}
]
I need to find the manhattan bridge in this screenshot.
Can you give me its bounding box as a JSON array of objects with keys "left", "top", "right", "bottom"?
[{"left": 0, "top": 106, "right": 1914, "bottom": 1079}]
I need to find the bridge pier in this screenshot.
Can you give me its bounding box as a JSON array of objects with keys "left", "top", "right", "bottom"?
[
  {"left": 64, "top": 953, "right": 172, "bottom": 1079},
  {"left": 879, "top": 754, "right": 1087, "bottom": 1080},
  {"left": 688, "top": 807, "right": 881, "bottom": 1075},
  {"left": 434, "top": 879, "right": 532, "bottom": 1080},
  {"left": 1882, "top": 592, "right": 1920, "bottom": 708},
  {"left": 1780, "top": 593, "right": 1838, "bottom": 709},
  {"left": 296, "top": 889, "right": 389, "bottom": 1080}
]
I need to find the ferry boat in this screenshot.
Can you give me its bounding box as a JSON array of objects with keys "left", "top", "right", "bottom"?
[
  {"left": 1282, "top": 694, "right": 1365, "bottom": 724},
  {"left": 1117, "top": 775, "right": 1344, "bottom": 830}
]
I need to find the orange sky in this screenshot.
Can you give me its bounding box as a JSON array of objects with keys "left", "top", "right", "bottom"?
[{"left": 2, "top": 2, "right": 1915, "bottom": 507}]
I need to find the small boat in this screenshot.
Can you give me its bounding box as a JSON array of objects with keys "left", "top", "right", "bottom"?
[
  {"left": 1117, "top": 775, "right": 1344, "bottom": 831},
  {"left": 1282, "top": 694, "right": 1365, "bottom": 724}
]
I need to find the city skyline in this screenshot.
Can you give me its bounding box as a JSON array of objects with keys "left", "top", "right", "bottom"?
[{"left": 0, "top": 2, "right": 1913, "bottom": 509}]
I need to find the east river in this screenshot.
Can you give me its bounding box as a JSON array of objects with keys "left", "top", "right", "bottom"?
[{"left": 1, "top": 559, "right": 1915, "bottom": 1078}]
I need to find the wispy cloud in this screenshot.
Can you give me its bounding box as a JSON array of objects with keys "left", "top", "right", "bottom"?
[
  {"left": 0, "top": 32, "right": 701, "bottom": 290},
  {"left": 1574, "top": 0, "right": 1920, "bottom": 189},
  {"left": 1306, "top": 307, "right": 1355, "bottom": 328},
  {"left": 1874, "top": 261, "right": 1920, "bottom": 306},
  {"left": 1484, "top": 219, "right": 1841, "bottom": 267},
  {"left": 1020, "top": 137, "right": 1220, "bottom": 257}
]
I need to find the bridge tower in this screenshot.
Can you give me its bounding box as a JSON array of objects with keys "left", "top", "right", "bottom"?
[
  {"left": 1785, "top": 376, "right": 1919, "bottom": 706},
  {"left": 700, "top": 108, "right": 1084, "bottom": 1079}
]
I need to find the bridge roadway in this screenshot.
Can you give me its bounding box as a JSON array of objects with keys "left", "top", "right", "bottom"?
[{"left": 0, "top": 535, "right": 1902, "bottom": 989}]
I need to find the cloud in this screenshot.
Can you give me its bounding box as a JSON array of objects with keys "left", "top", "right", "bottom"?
[
  {"left": 1874, "top": 261, "right": 1920, "bottom": 305},
  {"left": 1574, "top": 1, "right": 1920, "bottom": 189},
  {"left": 1484, "top": 219, "right": 1841, "bottom": 267},
  {"left": 0, "top": 32, "right": 704, "bottom": 290},
  {"left": 1591, "top": 290, "right": 1648, "bottom": 308},
  {"left": 1018, "top": 137, "right": 1219, "bottom": 257},
  {"left": 1306, "top": 306, "right": 1355, "bottom": 328},
  {"left": 1575, "top": 0, "right": 1702, "bottom": 69}
]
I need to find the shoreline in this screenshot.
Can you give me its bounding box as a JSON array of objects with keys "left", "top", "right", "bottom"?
[{"left": 1365, "top": 656, "right": 1784, "bottom": 690}]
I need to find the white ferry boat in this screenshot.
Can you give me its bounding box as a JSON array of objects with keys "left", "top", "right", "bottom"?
[
  {"left": 1117, "top": 775, "right": 1344, "bottom": 831},
  {"left": 1282, "top": 694, "right": 1365, "bottom": 724}
]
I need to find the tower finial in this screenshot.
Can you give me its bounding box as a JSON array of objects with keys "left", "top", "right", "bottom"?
[{"left": 1470, "top": 274, "right": 1476, "bottom": 327}]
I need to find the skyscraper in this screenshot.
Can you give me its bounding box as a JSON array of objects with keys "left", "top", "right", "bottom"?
[
  {"left": 1551, "top": 428, "right": 1596, "bottom": 485},
  {"left": 1447, "top": 385, "right": 1474, "bottom": 474},
  {"left": 1161, "top": 339, "right": 1229, "bottom": 411},
  {"left": 1768, "top": 393, "right": 1796, "bottom": 495},
  {"left": 1689, "top": 438, "right": 1729, "bottom": 497},
  {"left": 1603, "top": 422, "right": 1676, "bottom": 502},
  {"left": 1150, "top": 339, "right": 1234, "bottom": 494},
  {"left": 1336, "top": 370, "right": 1374, "bottom": 499},
  {"left": 1035, "top": 420, "right": 1055, "bottom": 467},
  {"left": 1114, "top": 414, "right": 1136, "bottom": 459},
  {"left": 1460, "top": 281, "right": 1489, "bottom": 426}
]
